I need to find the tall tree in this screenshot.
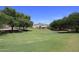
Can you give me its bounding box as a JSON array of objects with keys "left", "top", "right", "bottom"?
[
  {"left": 2, "top": 7, "right": 16, "bottom": 17},
  {"left": 68, "top": 12, "right": 79, "bottom": 32},
  {"left": 0, "top": 7, "right": 33, "bottom": 32},
  {"left": 0, "top": 12, "right": 11, "bottom": 28},
  {"left": 49, "top": 12, "right": 79, "bottom": 32}
]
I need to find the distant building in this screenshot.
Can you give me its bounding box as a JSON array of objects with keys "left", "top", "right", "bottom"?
[{"left": 33, "top": 23, "right": 48, "bottom": 29}]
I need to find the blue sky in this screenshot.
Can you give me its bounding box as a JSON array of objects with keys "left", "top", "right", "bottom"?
[{"left": 0, "top": 6, "right": 79, "bottom": 24}]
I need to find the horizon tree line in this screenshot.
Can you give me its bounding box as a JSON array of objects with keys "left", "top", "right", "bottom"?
[
  {"left": 49, "top": 12, "right": 79, "bottom": 32},
  {"left": 0, "top": 7, "right": 33, "bottom": 32}
]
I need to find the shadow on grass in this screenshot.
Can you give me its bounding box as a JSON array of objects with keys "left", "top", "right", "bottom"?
[
  {"left": 57, "top": 31, "right": 79, "bottom": 34},
  {"left": 0, "top": 29, "right": 32, "bottom": 35}
]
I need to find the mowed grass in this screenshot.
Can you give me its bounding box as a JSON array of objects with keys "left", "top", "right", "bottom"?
[{"left": 0, "top": 29, "right": 79, "bottom": 52}]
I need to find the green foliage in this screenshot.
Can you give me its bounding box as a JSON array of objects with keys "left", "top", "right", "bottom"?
[
  {"left": 0, "top": 7, "right": 33, "bottom": 31},
  {"left": 16, "top": 12, "right": 32, "bottom": 30},
  {"left": 0, "top": 12, "right": 12, "bottom": 27},
  {"left": 49, "top": 12, "right": 79, "bottom": 32},
  {"left": 2, "top": 7, "right": 16, "bottom": 17}
]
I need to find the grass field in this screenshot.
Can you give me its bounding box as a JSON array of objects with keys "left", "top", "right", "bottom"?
[{"left": 0, "top": 29, "right": 79, "bottom": 52}]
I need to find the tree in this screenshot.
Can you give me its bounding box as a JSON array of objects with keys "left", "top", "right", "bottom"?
[
  {"left": 29, "top": 21, "right": 33, "bottom": 27},
  {"left": 2, "top": 7, "right": 16, "bottom": 17},
  {"left": 0, "top": 7, "right": 33, "bottom": 32},
  {"left": 2, "top": 7, "right": 17, "bottom": 31},
  {"left": 8, "top": 18, "right": 15, "bottom": 31},
  {"left": 67, "top": 12, "right": 79, "bottom": 32},
  {"left": 0, "top": 12, "right": 11, "bottom": 28},
  {"left": 49, "top": 12, "right": 79, "bottom": 32},
  {"left": 49, "top": 19, "right": 65, "bottom": 31},
  {"left": 16, "top": 13, "right": 33, "bottom": 30}
]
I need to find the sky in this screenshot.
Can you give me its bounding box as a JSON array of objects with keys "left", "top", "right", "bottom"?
[{"left": 0, "top": 6, "right": 79, "bottom": 24}]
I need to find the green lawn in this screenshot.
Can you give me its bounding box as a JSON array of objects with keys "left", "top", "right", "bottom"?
[{"left": 0, "top": 29, "right": 79, "bottom": 52}]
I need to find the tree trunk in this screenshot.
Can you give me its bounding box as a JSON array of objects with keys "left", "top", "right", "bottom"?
[
  {"left": 75, "top": 28, "right": 79, "bottom": 32},
  {"left": 11, "top": 26, "right": 13, "bottom": 32}
]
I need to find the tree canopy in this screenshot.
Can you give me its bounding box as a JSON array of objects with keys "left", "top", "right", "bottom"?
[
  {"left": 0, "top": 7, "right": 33, "bottom": 31},
  {"left": 49, "top": 12, "right": 79, "bottom": 32}
]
